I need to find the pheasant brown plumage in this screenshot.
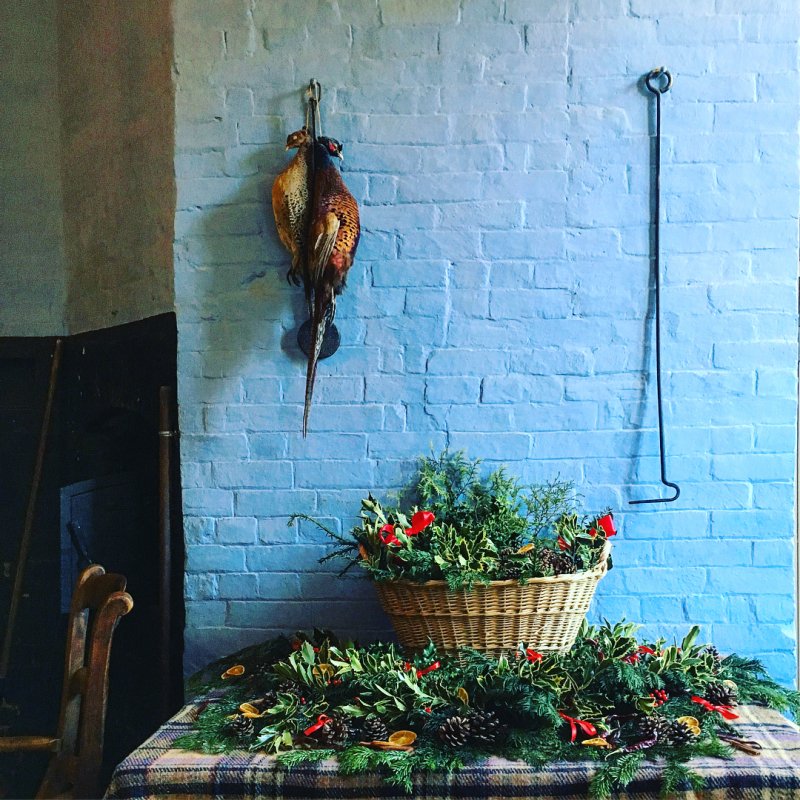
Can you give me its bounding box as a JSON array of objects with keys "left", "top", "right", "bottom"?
[
  {"left": 271, "top": 127, "right": 313, "bottom": 291},
  {"left": 303, "top": 137, "right": 360, "bottom": 435}
]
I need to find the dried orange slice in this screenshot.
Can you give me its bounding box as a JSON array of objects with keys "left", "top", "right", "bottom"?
[
  {"left": 677, "top": 716, "right": 701, "bottom": 735},
  {"left": 388, "top": 730, "right": 417, "bottom": 746},
  {"left": 581, "top": 737, "right": 612, "bottom": 749},
  {"left": 516, "top": 543, "right": 535, "bottom": 555},
  {"left": 239, "top": 702, "right": 262, "bottom": 717},
  {"left": 457, "top": 687, "right": 469, "bottom": 705},
  {"left": 313, "top": 663, "right": 334, "bottom": 678},
  {"left": 367, "top": 740, "right": 414, "bottom": 751},
  {"left": 221, "top": 664, "right": 245, "bottom": 679}
]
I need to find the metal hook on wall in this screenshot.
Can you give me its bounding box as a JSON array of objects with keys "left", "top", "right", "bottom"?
[
  {"left": 305, "top": 79, "right": 322, "bottom": 140},
  {"left": 630, "top": 67, "right": 680, "bottom": 506}
]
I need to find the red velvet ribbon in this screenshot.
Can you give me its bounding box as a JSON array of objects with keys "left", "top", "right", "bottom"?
[
  {"left": 597, "top": 514, "right": 617, "bottom": 537},
  {"left": 525, "top": 648, "right": 543, "bottom": 663},
  {"left": 691, "top": 696, "right": 739, "bottom": 720},
  {"left": 379, "top": 524, "right": 400, "bottom": 546},
  {"left": 304, "top": 714, "right": 331, "bottom": 736},
  {"left": 406, "top": 510, "right": 435, "bottom": 535},
  {"left": 559, "top": 711, "right": 597, "bottom": 742},
  {"left": 416, "top": 661, "right": 441, "bottom": 678},
  {"left": 379, "top": 512, "right": 435, "bottom": 547},
  {"left": 557, "top": 536, "right": 569, "bottom": 551},
  {"left": 638, "top": 645, "right": 657, "bottom": 655}
]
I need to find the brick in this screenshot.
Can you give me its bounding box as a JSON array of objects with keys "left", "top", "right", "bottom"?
[
  {"left": 246, "top": 545, "right": 331, "bottom": 572},
  {"left": 482, "top": 375, "right": 563, "bottom": 404},
  {"left": 186, "top": 601, "right": 227, "bottom": 628},
  {"left": 448, "top": 432, "right": 531, "bottom": 460},
  {"left": 295, "top": 460, "right": 374, "bottom": 488},
  {"left": 372, "top": 260, "right": 447, "bottom": 287},
  {"left": 186, "top": 545, "right": 246, "bottom": 573},
  {"left": 427, "top": 348, "right": 510, "bottom": 376},
  {"left": 425, "top": 377, "right": 482, "bottom": 404},
  {"left": 218, "top": 573, "right": 259, "bottom": 598},
  {"left": 235, "top": 490, "right": 317, "bottom": 516},
  {"left": 212, "top": 461, "right": 293, "bottom": 488},
  {"left": 216, "top": 517, "right": 258, "bottom": 544}
]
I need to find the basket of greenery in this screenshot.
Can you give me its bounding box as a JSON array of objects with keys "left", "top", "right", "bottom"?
[{"left": 293, "top": 451, "right": 614, "bottom": 655}]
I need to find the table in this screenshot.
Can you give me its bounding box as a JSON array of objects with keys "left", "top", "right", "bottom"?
[{"left": 105, "top": 699, "right": 800, "bottom": 800}]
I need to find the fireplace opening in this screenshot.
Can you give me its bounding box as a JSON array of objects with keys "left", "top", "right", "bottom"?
[{"left": 0, "top": 314, "right": 183, "bottom": 796}]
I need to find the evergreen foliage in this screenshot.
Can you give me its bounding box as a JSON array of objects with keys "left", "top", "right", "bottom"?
[
  {"left": 175, "top": 621, "right": 799, "bottom": 797},
  {"left": 291, "top": 450, "right": 613, "bottom": 589}
]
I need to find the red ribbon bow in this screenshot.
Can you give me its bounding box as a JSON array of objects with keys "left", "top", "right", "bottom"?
[
  {"left": 416, "top": 661, "right": 441, "bottom": 678},
  {"left": 379, "top": 524, "right": 400, "bottom": 546},
  {"left": 557, "top": 536, "right": 569, "bottom": 551},
  {"left": 525, "top": 648, "right": 543, "bottom": 663},
  {"left": 597, "top": 514, "right": 617, "bottom": 538},
  {"left": 691, "top": 696, "right": 739, "bottom": 720},
  {"left": 559, "top": 711, "right": 597, "bottom": 742},
  {"left": 406, "top": 510, "right": 435, "bottom": 535},
  {"left": 303, "top": 714, "right": 331, "bottom": 736},
  {"left": 379, "top": 511, "right": 435, "bottom": 546}
]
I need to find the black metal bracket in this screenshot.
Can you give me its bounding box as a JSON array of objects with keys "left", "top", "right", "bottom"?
[{"left": 630, "top": 67, "right": 680, "bottom": 506}]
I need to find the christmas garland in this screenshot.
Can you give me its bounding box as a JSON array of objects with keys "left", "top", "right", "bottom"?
[{"left": 176, "top": 621, "right": 799, "bottom": 797}]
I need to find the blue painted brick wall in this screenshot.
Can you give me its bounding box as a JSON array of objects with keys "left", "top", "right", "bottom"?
[{"left": 173, "top": 0, "right": 799, "bottom": 685}]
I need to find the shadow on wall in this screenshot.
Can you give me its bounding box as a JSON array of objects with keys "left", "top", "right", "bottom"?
[{"left": 186, "top": 147, "right": 312, "bottom": 394}]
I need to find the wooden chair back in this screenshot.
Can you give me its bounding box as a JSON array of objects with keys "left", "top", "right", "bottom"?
[{"left": 39, "top": 564, "right": 134, "bottom": 798}]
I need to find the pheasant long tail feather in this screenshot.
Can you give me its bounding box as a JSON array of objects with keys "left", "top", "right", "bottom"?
[{"left": 303, "top": 287, "right": 333, "bottom": 437}]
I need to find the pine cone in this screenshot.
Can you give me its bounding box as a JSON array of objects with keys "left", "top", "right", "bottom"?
[
  {"left": 228, "top": 714, "right": 255, "bottom": 739},
  {"left": 501, "top": 562, "right": 524, "bottom": 580},
  {"left": 360, "top": 715, "right": 389, "bottom": 742},
  {"left": 250, "top": 691, "right": 278, "bottom": 711},
  {"left": 637, "top": 714, "right": 671, "bottom": 741},
  {"left": 468, "top": 710, "right": 504, "bottom": 745},
  {"left": 277, "top": 680, "right": 304, "bottom": 700},
  {"left": 316, "top": 715, "right": 351, "bottom": 748},
  {"left": 538, "top": 548, "right": 576, "bottom": 575},
  {"left": 665, "top": 720, "right": 696, "bottom": 747},
  {"left": 705, "top": 681, "right": 737, "bottom": 707},
  {"left": 255, "top": 662, "right": 273, "bottom": 678},
  {"left": 438, "top": 715, "right": 472, "bottom": 747},
  {"left": 704, "top": 645, "right": 722, "bottom": 662}
]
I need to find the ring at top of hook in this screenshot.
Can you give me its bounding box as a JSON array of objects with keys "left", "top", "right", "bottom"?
[
  {"left": 645, "top": 67, "right": 672, "bottom": 95},
  {"left": 306, "top": 79, "right": 322, "bottom": 104}
]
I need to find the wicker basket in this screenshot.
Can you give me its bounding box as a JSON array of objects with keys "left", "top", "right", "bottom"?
[{"left": 374, "top": 541, "right": 611, "bottom": 655}]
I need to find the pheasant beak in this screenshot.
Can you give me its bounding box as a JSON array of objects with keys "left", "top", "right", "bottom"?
[{"left": 335, "top": 151, "right": 344, "bottom": 162}]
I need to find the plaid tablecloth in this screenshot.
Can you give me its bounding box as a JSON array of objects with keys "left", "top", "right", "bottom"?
[{"left": 105, "top": 701, "right": 800, "bottom": 800}]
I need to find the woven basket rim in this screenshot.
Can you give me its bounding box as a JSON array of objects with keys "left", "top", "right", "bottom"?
[{"left": 374, "top": 540, "right": 611, "bottom": 592}]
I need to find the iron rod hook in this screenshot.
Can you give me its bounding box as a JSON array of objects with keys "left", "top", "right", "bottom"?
[{"left": 630, "top": 67, "right": 680, "bottom": 506}]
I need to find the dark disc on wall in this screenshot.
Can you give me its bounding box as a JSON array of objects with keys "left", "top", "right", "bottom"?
[{"left": 297, "top": 320, "right": 340, "bottom": 360}]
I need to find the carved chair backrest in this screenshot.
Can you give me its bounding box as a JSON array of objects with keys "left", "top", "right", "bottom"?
[{"left": 42, "top": 564, "right": 133, "bottom": 799}]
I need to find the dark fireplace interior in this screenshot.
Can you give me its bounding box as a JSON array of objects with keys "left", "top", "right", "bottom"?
[{"left": 0, "top": 313, "right": 184, "bottom": 798}]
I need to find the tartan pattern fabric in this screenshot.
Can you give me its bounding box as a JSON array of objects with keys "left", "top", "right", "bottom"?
[{"left": 105, "top": 702, "right": 800, "bottom": 800}]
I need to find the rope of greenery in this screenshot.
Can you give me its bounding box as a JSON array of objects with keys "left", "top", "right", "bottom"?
[{"left": 176, "top": 622, "right": 799, "bottom": 798}]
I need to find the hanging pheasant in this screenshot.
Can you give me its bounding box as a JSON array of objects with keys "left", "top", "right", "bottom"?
[
  {"left": 303, "top": 135, "right": 360, "bottom": 436},
  {"left": 271, "top": 127, "right": 313, "bottom": 293}
]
